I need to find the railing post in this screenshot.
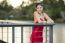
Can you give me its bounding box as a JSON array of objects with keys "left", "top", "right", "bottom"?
[
  {"left": 46, "top": 26, "right": 47, "bottom": 43},
  {"left": 7, "top": 27, "right": 9, "bottom": 43},
  {"left": 49, "top": 25, "right": 53, "bottom": 43},
  {"left": 12, "top": 27, "right": 15, "bottom": 43},
  {"left": 21, "top": 26, "right": 23, "bottom": 43}
]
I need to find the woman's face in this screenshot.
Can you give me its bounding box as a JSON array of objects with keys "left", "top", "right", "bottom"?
[{"left": 36, "top": 5, "right": 43, "bottom": 12}]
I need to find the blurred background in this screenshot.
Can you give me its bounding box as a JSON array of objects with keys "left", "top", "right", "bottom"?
[
  {"left": 0, "top": 0, "right": 65, "bottom": 22},
  {"left": 0, "top": 0, "right": 65, "bottom": 43}
]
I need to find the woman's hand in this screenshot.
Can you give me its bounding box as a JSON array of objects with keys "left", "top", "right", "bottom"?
[
  {"left": 44, "top": 13, "right": 54, "bottom": 23},
  {"left": 47, "top": 19, "right": 54, "bottom": 23},
  {"left": 43, "top": 21, "right": 47, "bottom": 23},
  {"left": 39, "top": 20, "right": 54, "bottom": 24},
  {"left": 38, "top": 19, "right": 54, "bottom": 24}
]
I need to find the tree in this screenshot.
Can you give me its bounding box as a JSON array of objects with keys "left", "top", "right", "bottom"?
[{"left": 0, "top": 0, "right": 13, "bottom": 19}]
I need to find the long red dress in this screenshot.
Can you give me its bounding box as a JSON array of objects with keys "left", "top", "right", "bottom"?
[{"left": 30, "top": 18, "right": 44, "bottom": 43}]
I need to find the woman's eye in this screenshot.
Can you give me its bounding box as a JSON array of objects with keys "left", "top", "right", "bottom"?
[
  {"left": 40, "top": 7, "right": 42, "bottom": 8},
  {"left": 37, "top": 7, "right": 43, "bottom": 9},
  {"left": 37, "top": 8, "right": 39, "bottom": 9},
  {"left": 40, "top": 7, "right": 43, "bottom": 8}
]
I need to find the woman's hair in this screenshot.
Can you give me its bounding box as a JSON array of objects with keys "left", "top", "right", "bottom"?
[{"left": 35, "top": 3, "right": 43, "bottom": 7}]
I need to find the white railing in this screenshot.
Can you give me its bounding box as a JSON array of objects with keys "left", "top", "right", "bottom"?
[{"left": 0, "top": 21, "right": 55, "bottom": 43}]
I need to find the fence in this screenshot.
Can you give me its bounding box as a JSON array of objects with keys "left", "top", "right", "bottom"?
[{"left": 0, "top": 22, "right": 55, "bottom": 43}]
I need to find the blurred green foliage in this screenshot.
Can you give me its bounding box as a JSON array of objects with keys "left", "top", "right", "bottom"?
[{"left": 0, "top": 0, "right": 65, "bottom": 23}]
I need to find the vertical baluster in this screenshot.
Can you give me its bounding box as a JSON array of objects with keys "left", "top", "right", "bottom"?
[
  {"left": 49, "top": 25, "right": 53, "bottom": 43},
  {"left": 21, "top": 26, "right": 23, "bottom": 43},
  {"left": 12, "top": 27, "right": 15, "bottom": 43},
  {"left": 46, "top": 26, "right": 47, "bottom": 43}
]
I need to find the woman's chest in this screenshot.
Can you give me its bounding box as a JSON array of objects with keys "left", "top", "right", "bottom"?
[{"left": 38, "top": 14, "right": 45, "bottom": 21}]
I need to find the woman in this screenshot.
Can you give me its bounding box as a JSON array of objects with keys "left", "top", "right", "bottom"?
[{"left": 30, "top": 3, "right": 54, "bottom": 43}]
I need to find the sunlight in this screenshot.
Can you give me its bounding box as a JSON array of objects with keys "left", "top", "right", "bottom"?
[
  {"left": 0, "top": 0, "right": 3, "bottom": 3},
  {"left": 7, "top": 0, "right": 23, "bottom": 8},
  {"left": 56, "top": 0, "right": 59, "bottom": 1},
  {"left": 63, "top": 0, "right": 65, "bottom": 4},
  {"left": 7, "top": 0, "right": 43, "bottom": 8}
]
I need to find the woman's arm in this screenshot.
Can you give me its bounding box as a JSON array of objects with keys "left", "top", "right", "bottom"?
[{"left": 44, "top": 13, "right": 54, "bottom": 23}]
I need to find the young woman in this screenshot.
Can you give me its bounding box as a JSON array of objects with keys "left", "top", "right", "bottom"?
[{"left": 30, "top": 3, "right": 54, "bottom": 43}]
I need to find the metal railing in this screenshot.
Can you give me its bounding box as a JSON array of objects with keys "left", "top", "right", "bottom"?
[{"left": 0, "top": 22, "right": 55, "bottom": 43}]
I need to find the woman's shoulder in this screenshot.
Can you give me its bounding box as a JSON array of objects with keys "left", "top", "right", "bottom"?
[
  {"left": 33, "top": 11, "right": 40, "bottom": 17},
  {"left": 43, "top": 12, "right": 48, "bottom": 16},
  {"left": 43, "top": 12, "right": 47, "bottom": 14},
  {"left": 34, "top": 11, "right": 38, "bottom": 14}
]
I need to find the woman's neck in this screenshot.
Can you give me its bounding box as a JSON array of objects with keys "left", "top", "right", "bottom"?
[{"left": 37, "top": 11, "right": 43, "bottom": 15}]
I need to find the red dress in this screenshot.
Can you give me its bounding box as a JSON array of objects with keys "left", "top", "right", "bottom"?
[{"left": 30, "top": 18, "right": 44, "bottom": 43}]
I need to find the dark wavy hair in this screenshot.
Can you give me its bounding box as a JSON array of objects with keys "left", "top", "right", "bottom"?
[{"left": 35, "top": 3, "right": 43, "bottom": 7}]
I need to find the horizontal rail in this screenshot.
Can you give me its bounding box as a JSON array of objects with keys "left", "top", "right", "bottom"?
[{"left": 0, "top": 22, "right": 55, "bottom": 27}]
